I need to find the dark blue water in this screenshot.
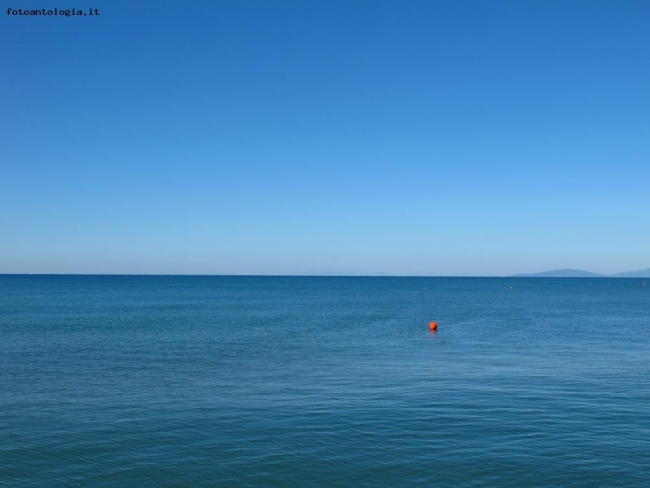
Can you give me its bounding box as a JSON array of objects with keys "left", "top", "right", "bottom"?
[{"left": 1, "top": 275, "right": 649, "bottom": 486}]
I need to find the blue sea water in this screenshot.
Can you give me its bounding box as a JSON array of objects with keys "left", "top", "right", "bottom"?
[{"left": 1, "top": 275, "right": 649, "bottom": 487}]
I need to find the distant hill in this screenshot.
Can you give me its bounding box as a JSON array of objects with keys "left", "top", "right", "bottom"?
[
  {"left": 514, "top": 267, "right": 650, "bottom": 278},
  {"left": 514, "top": 269, "right": 604, "bottom": 278},
  {"left": 611, "top": 268, "right": 650, "bottom": 278}
]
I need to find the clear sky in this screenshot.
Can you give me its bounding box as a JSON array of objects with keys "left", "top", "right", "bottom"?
[{"left": 2, "top": 0, "right": 649, "bottom": 276}]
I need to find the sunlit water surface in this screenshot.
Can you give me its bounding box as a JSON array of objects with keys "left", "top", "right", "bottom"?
[{"left": 1, "top": 276, "right": 649, "bottom": 486}]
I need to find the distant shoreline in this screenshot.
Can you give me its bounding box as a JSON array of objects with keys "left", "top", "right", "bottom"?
[{"left": 1, "top": 273, "right": 649, "bottom": 279}]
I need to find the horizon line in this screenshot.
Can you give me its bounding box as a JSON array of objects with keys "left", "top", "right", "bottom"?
[{"left": 0, "top": 273, "right": 647, "bottom": 279}]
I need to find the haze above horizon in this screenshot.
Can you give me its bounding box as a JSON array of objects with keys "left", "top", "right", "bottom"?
[{"left": 3, "top": 1, "right": 648, "bottom": 276}]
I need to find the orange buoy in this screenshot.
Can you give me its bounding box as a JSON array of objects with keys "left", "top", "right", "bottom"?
[{"left": 428, "top": 321, "right": 438, "bottom": 331}]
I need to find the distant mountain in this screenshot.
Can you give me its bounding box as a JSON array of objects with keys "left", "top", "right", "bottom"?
[
  {"left": 611, "top": 268, "right": 650, "bottom": 278},
  {"left": 514, "top": 267, "right": 650, "bottom": 278},
  {"left": 514, "top": 268, "right": 605, "bottom": 278}
]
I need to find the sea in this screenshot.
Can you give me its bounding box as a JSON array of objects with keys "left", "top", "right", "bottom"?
[{"left": 1, "top": 275, "right": 649, "bottom": 487}]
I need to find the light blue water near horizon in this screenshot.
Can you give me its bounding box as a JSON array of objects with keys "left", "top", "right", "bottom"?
[{"left": 1, "top": 275, "right": 649, "bottom": 486}]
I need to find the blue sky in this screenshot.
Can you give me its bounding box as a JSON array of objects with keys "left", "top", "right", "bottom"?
[{"left": 2, "top": 0, "right": 649, "bottom": 275}]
